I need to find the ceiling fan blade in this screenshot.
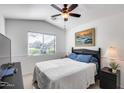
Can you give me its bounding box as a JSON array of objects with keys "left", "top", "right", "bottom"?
[
  {"left": 68, "top": 4, "right": 78, "bottom": 12},
  {"left": 51, "top": 14, "right": 61, "bottom": 17},
  {"left": 64, "top": 4, "right": 68, "bottom": 8},
  {"left": 69, "top": 13, "right": 81, "bottom": 17},
  {"left": 51, "top": 4, "right": 62, "bottom": 12}
]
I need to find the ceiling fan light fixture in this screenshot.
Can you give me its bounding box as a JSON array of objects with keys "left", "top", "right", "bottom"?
[{"left": 62, "top": 13, "right": 69, "bottom": 19}]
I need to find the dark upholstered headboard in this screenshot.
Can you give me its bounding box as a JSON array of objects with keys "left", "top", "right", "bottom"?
[{"left": 72, "top": 47, "right": 101, "bottom": 78}]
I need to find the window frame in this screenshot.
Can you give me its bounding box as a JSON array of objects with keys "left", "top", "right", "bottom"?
[{"left": 28, "top": 31, "right": 56, "bottom": 56}]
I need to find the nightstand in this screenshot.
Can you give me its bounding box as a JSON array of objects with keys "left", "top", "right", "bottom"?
[{"left": 100, "top": 67, "right": 120, "bottom": 89}]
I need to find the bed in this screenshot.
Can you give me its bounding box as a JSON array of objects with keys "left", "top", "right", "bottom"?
[{"left": 33, "top": 48, "right": 101, "bottom": 89}]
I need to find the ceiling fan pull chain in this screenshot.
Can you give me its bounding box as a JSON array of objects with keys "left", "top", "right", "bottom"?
[{"left": 64, "top": 21, "right": 66, "bottom": 31}]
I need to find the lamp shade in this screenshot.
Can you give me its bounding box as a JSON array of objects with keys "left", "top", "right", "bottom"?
[{"left": 105, "top": 47, "right": 119, "bottom": 60}]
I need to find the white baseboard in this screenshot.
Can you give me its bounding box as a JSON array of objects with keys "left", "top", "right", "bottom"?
[{"left": 23, "top": 72, "right": 33, "bottom": 77}]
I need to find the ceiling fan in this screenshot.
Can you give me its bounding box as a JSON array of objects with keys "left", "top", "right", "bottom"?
[{"left": 51, "top": 4, "right": 81, "bottom": 21}]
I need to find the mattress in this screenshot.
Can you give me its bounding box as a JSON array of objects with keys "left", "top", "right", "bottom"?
[{"left": 33, "top": 58, "right": 96, "bottom": 89}]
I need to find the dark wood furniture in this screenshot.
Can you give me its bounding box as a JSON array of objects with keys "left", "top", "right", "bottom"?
[
  {"left": 0, "top": 62, "right": 24, "bottom": 89},
  {"left": 72, "top": 47, "right": 101, "bottom": 79},
  {"left": 100, "top": 67, "right": 120, "bottom": 89}
]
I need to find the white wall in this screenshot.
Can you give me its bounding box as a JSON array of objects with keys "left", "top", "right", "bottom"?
[
  {"left": 0, "top": 15, "right": 5, "bottom": 35},
  {"left": 5, "top": 19, "right": 66, "bottom": 75},
  {"left": 66, "top": 13, "right": 124, "bottom": 88}
]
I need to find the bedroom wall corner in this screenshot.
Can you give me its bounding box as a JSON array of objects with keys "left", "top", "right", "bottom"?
[{"left": 0, "top": 15, "right": 5, "bottom": 35}]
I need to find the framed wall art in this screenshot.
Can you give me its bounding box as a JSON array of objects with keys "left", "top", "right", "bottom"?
[{"left": 75, "top": 28, "right": 95, "bottom": 47}]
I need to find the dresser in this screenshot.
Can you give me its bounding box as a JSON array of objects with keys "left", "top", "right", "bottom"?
[{"left": 0, "top": 62, "right": 24, "bottom": 89}]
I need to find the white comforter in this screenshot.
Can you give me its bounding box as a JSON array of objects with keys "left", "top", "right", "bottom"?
[{"left": 33, "top": 58, "right": 96, "bottom": 89}]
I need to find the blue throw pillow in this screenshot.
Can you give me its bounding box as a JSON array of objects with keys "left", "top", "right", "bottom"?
[
  {"left": 76, "top": 54, "right": 92, "bottom": 63},
  {"left": 89, "top": 57, "right": 98, "bottom": 69},
  {"left": 89, "top": 57, "right": 98, "bottom": 63},
  {"left": 68, "top": 53, "right": 77, "bottom": 60}
]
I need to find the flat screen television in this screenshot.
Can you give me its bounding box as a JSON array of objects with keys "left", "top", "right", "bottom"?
[{"left": 0, "top": 33, "right": 11, "bottom": 66}]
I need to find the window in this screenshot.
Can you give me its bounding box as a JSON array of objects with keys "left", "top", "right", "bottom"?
[{"left": 28, "top": 32, "right": 56, "bottom": 56}]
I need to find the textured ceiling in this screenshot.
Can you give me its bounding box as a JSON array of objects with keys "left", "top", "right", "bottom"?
[{"left": 0, "top": 4, "right": 124, "bottom": 30}]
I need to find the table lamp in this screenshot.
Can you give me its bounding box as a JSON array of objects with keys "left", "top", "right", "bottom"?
[{"left": 105, "top": 46, "right": 119, "bottom": 73}]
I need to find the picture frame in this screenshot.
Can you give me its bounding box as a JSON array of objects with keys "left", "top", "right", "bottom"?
[{"left": 75, "top": 28, "right": 95, "bottom": 47}]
